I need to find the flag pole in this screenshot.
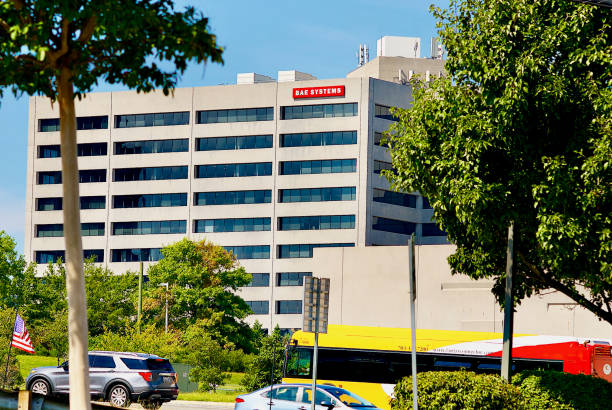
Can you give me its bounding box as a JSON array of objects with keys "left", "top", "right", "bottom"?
[{"left": 3, "top": 309, "right": 18, "bottom": 389}]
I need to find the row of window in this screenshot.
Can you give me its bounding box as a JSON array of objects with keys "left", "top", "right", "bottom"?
[
  {"left": 279, "top": 159, "right": 356, "bottom": 175},
  {"left": 36, "top": 223, "right": 105, "bottom": 238},
  {"left": 35, "top": 188, "right": 355, "bottom": 211},
  {"left": 373, "top": 188, "right": 417, "bottom": 208},
  {"left": 35, "top": 243, "right": 356, "bottom": 263},
  {"left": 195, "top": 218, "right": 271, "bottom": 233},
  {"left": 38, "top": 132, "right": 359, "bottom": 158},
  {"left": 278, "top": 215, "right": 355, "bottom": 231},
  {"left": 244, "top": 272, "right": 313, "bottom": 288},
  {"left": 37, "top": 170, "right": 107, "bottom": 184},
  {"left": 246, "top": 300, "right": 303, "bottom": 315},
  {"left": 195, "top": 163, "right": 272, "bottom": 178},
  {"left": 39, "top": 102, "right": 385, "bottom": 133}
]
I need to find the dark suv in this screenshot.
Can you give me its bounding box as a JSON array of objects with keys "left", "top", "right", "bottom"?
[{"left": 25, "top": 351, "right": 179, "bottom": 408}]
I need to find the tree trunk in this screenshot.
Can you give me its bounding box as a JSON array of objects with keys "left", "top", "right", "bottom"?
[{"left": 57, "top": 67, "right": 92, "bottom": 410}]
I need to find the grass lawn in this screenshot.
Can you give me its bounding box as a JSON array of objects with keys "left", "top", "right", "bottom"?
[
  {"left": 178, "top": 372, "right": 246, "bottom": 402},
  {"left": 16, "top": 354, "right": 58, "bottom": 381}
]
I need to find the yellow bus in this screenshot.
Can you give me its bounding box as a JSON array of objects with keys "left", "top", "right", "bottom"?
[{"left": 282, "top": 325, "right": 610, "bottom": 409}]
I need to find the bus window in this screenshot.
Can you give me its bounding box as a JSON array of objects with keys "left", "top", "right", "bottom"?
[
  {"left": 433, "top": 360, "right": 472, "bottom": 370},
  {"left": 286, "top": 347, "right": 312, "bottom": 376}
]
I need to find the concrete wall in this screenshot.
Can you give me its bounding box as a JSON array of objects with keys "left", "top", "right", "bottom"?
[{"left": 314, "top": 245, "right": 612, "bottom": 339}]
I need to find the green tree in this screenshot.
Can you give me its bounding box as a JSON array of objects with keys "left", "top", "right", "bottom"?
[
  {"left": 0, "top": 2, "right": 222, "bottom": 407},
  {"left": 145, "top": 239, "right": 254, "bottom": 350},
  {"left": 0, "top": 307, "right": 24, "bottom": 390},
  {"left": 384, "top": 0, "right": 612, "bottom": 321},
  {"left": 36, "top": 308, "right": 69, "bottom": 365},
  {"left": 0, "top": 230, "right": 35, "bottom": 309},
  {"left": 84, "top": 262, "right": 137, "bottom": 336},
  {"left": 241, "top": 327, "right": 287, "bottom": 391},
  {"left": 183, "top": 321, "right": 230, "bottom": 392}
]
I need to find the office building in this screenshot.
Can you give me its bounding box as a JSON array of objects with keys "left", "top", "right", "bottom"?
[{"left": 25, "top": 55, "right": 447, "bottom": 331}]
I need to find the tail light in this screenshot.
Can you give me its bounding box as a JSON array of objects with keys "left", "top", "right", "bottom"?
[
  {"left": 138, "top": 372, "right": 153, "bottom": 382},
  {"left": 235, "top": 397, "right": 245, "bottom": 403}
]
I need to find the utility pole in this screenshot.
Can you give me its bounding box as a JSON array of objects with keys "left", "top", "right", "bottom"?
[
  {"left": 501, "top": 222, "right": 515, "bottom": 382},
  {"left": 138, "top": 261, "right": 143, "bottom": 334},
  {"left": 408, "top": 236, "right": 418, "bottom": 410}
]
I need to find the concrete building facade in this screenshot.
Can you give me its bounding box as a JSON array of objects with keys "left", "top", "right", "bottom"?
[
  {"left": 315, "top": 245, "right": 612, "bottom": 339},
  {"left": 25, "top": 59, "right": 447, "bottom": 332}
]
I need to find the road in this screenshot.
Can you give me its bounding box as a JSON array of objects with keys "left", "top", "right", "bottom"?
[{"left": 131, "top": 401, "right": 234, "bottom": 410}]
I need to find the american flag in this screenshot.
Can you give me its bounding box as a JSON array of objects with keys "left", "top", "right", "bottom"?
[{"left": 12, "top": 314, "right": 35, "bottom": 354}]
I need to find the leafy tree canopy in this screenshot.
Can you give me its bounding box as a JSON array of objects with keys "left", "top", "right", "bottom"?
[
  {"left": 0, "top": 0, "right": 223, "bottom": 98},
  {"left": 145, "top": 238, "right": 254, "bottom": 351},
  {"left": 385, "top": 0, "right": 611, "bottom": 322}
]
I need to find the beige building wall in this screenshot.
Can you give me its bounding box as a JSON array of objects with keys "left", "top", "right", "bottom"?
[{"left": 314, "top": 245, "right": 612, "bottom": 339}]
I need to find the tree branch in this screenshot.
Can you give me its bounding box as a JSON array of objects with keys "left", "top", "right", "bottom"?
[
  {"left": 47, "top": 18, "right": 71, "bottom": 68},
  {"left": 77, "top": 14, "right": 97, "bottom": 43},
  {"left": 517, "top": 251, "right": 612, "bottom": 324}
]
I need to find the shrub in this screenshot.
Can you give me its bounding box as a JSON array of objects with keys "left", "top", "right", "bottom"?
[
  {"left": 512, "top": 370, "right": 612, "bottom": 410},
  {"left": 241, "top": 328, "right": 287, "bottom": 392},
  {"left": 391, "top": 371, "right": 522, "bottom": 410}
]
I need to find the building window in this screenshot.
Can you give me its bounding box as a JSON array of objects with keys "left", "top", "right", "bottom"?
[
  {"left": 278, "top": 187, "right": 355, "bottom": 203},
  {"left": 79, "top": 169, "right": 106, "bottom": 183},
  {"left": 115, "top": 112, "right": 189, "bottom": 128},
  {"left": 78, "top": 143, "right": 108, "bottom": 157},
  {"left": 278, "top": 215, "right": 355, "bottom": 231},
  {"left": 80, "top": 196, "right": 106, "bottom": 210},
  {"left": 38, "top": 143, "right": 108, "bottom": 158},
  {"left": 196, "top": 135, "right": 273, "bottom": 151},
  {"left": 373, "top": 189, "right": 416, "bottom": 208},
  {"left": 422, "top": 197, "right": 432, "bottom": 209},
  {"left": 38, "top": 145, "right": 61, "bottom": 158},
  {"left": 194, "top": 218, "right": 271, "bottom": 233},
  {"left": 35, "top": 224, "right": 63, "bottom": 237},
  {"left": 279, "top": 159, "right": 356, "bottom": 175},
  {"left": 281, "top": 103, "right": 358, "bottom": 120},
  {"left": 246, "top": 301, "right": 269, "bottom": 315},
  {"left": 112, "top": 220, "right": 186, "bottom": 235},
  {"left": 277, "top": 272, "right": 312, "bottom": 286},
  {"left": 372, "top": 216, "right": 416, "bottom": 235},
  {"left": 194, "top": 190, "right": 272, "bottom": 206},
  {"left": 197, "top": 107, "right": 273, "bottom": 124},
  {"left": 39, "top": 119, "right": 60, "bottom": 132},
  {"left": 35, "top": 249, "right": 103, "bottom": 264},
  {"left": 276, "top": 300, "right": 302, "bottom": 314},
  {"left": 113, "top": 193, "right": 187, "bottom": 208},
  {"left": 280, "top": 131, "right": 357, "bottom": 147},
  {"left": 37, "top": 197, "right": 63, "bottom": 211},
  {"left": 422, "top": 223, "right": 446, "bottom": 237},
  {"left": 39, "top": 116, "right": 108, "bottom": 132},
  {"left": 195, "top": 163, "right": 272, "bottom": 178},
  {"left": 224, "top": 245, "right": 270, "bottom": 260},
  {"left": 245, "top": 273, "right": 270, "bottom": 287},
  {"left": 277, "top": 243, "right": 355, "bottom": 259},
  {"left": 77, "top": 116, "right": 108, "bottom": 130},
  {"left": 36, "top": 196, "right": 105, "bottom": 210},
  {"left": 373, "top": 160, "right": 394, "bottom": 174},
  {"left": 37, "top": 171, "right": 62, "bottom": 185},
  {"left": 374, "top": 132, "right": 389, "bottom": 147},
  {"left": 111, "top": 248, "right": 163, "bottom": 262},
  {"left": 114, "top": 166, "right": 188, "bottom": 181},
  {"left": 36, "top": 223, "right": 105, "bottom": 237},
  {"left": 114, "top": 139, "right": 189, "bottom": 155},
  {"left": 374, "top": 104, "right": 398, "bottom": 121}
]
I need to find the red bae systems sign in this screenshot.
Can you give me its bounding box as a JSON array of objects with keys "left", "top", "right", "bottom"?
[{"left": 293, "top": 85, "right": 345, "bottom": 99}]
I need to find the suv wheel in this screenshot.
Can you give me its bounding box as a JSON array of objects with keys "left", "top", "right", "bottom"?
[
  {"left": 108, "top": 384, "right": 130, "bottom": 408},
  {"left": 30, "top": 379, "right": 50, "bottom": 395}
]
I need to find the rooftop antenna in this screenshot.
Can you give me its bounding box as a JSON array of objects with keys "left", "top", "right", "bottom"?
[{"left": 357, "top": 44, "right": 369, "bottom": 67}]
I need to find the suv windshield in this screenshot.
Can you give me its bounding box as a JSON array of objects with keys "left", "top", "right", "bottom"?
[{"left": 121, "top": 357, "right": 173, "bottom": 371}]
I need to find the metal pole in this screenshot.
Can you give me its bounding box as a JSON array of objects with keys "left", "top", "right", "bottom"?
[
  {"left": 501, "top": 222, "right": 515, "bottom": 382},
  {"left": 3, "top": 310, "right": 18, "bottom": 389},
  {"left": 408, "top": 237, "right": 418, "bottom": 410},
  {"left": 164, "top": 283, "right": 169, "bottom": 334},
  {"left": 138, "top": 261, "right": 143, "bottom": 334},
  {"left": 311, "top": 279, "right": 320, "bottom": 410},
  {"left": 269, "top": 334, "right": 277, "bottom": 410}
]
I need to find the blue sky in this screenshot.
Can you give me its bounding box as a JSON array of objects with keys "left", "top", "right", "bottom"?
[{"left": 0, "top": 0, "right": 448, "bottom": 252}]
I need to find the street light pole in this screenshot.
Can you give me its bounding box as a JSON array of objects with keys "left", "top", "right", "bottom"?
[{"left": 159, "top": 282, "right": 169, "bottom": 334}]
